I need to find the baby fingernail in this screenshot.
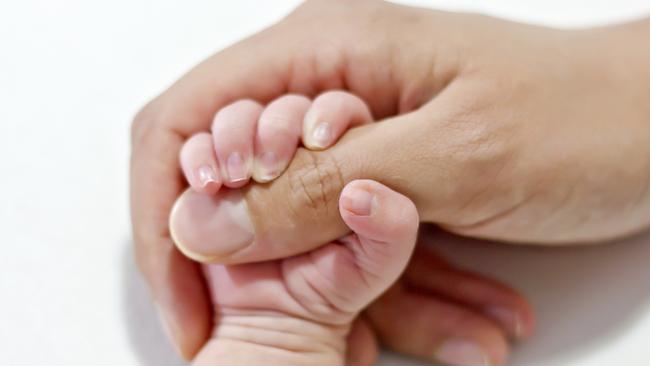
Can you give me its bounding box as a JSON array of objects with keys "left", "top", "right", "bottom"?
[
  {"left": 226, "top": 152, "right": 248, "bottom": 183},
  {"left": 311, "top": 122, "right": 333, "bottom": 148},
  {"left": 255, "top": 151, "right": 280, "bottom": 182},
  {"left": 169, "top": 189, "right": 255, "bottom": 262},
  {"left": 435, "top": 339, "right": 490, "bottom": 366},
  {"left": 304, "top": 109, "right": 333, "bottom": 149},
  {"left": 197, "top": 165, "right": 218, "bottom": 188},
  {"left": 341, "top": 186, "right": 375, "bottom": 216}
]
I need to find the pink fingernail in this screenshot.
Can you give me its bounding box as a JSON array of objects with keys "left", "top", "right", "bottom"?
[
  {"left": 226, "top": 152, "right": 248, "bottom": 183},
  {"left": 196, "top": 165, "right": 218, "bottom": 188},
  {"left": 256, "top": 151, "right": 279, "bottom": 182},
  {"left": 435, "top": 339, "right": 490, "bottom": 366},
  {"left": 341, "top": 186, "right": 374, "bottom": 216},
  {"left": 170, "top": 189, "right": 255, "bottom": 261},
  {"left": 311, "top": 122, "right": 333, "bottom": 148}
]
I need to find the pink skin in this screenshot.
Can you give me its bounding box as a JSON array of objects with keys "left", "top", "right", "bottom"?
[
  {"left": 177, "top": 91, "right": 402, "bottom": 364},
  {"left": 180, "top": 91, "right": 373, "bottom": 194},
  {"left": 171, "top": 91, "right": 531, "bottom": 365},
  {"left": 180, "top": 133, "right": 222, "bottom": 194},
  {"left": 211, "top": 100, "right": 262, "bottom": 188},
  {"left": 253, "top": 95, "right": 310, "bottom": 182},
  {"left": 302, "top": 91, "right": 373, "bottom": 150},
  {"left": 190, "top": 180, "right": 419, "bottom": 366}
]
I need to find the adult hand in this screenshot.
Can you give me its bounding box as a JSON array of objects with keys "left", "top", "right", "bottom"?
[
  {"left": 168, "top": 2, "right": 650, "bottom": 263},
  {"left": 131, "top": 0, "right": 650, "bottom": 363}
]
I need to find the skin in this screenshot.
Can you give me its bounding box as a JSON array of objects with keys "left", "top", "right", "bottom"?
[
  {"left": 179, "top": 91, "right": 372, "bottom": 195},
  {"left": 192, "top": 179, "right": 419, "bottom": 366},
  {"left": 175, "top": 92, "right": 527, "bottom": 365},
  {"left": 130, "top": 0, "right": 650, "bottom": 364}
]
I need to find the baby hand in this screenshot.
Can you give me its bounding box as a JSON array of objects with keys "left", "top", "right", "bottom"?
[
  {"left": 170, "top": 91, "right": 417, "bottom": 365},
  {"left": 191, "top": 179, "right": 418, "bottom": 366}
]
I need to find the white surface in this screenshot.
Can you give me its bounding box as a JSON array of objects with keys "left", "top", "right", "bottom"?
[{"left": 2, "top": 1, "right": 650, "bottom": 365}]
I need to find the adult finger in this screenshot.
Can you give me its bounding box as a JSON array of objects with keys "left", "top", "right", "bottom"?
[
  {"left": 346, "top": 316, "right": 378, "bottom": 366},
  {"left": 404, "top": 243, "right": 536, "bottom": 340},
  {"left": 367, "top": 285, "right": 509, "bottom": 366}
]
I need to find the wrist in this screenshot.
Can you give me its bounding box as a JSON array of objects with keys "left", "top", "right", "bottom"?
[
  {"left": 553, "top": 18, "right": 650, "bottom": 146},
  {"left": 196, "top": 311, "right": 349, "bottom": 366},
  {"left": 585, "top": 18, "right": 650, "bottom": 117},
  {"left": 612, "top": 19, "right": 650, "bottom": 81}
]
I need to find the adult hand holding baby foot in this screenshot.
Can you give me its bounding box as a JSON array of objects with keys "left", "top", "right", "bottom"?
[{"left": 131, "top": 0, "right": 650, "bottom": 365}]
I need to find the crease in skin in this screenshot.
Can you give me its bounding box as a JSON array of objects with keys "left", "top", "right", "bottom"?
[
  {"left": 214, "top": 313, "right": 347, "bottom": 353},
  {"left": 169, "top": 188, "right": 255, "bottom": 263},
  {"left": 443, "top": 192, "right": 534, "bottom": 235}
]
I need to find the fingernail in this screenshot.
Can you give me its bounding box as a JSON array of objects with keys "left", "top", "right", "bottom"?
[
  {"left": 485, "top": 306, "right": 524, "bottom": 339},
  {"left": 435, "top": 339, "right": 490, "bottom": 366},
  {"left": 311, "top": 122, "right": 333, "bottom": 148},
  {"left": 226, "top": 152, "right": 248, "bottom": 183},
  {"left": 196, "top": 165, "right": 218, "bottom": 188},
  {"left": 341, "top": 186, "right": 375, "bottom": 216},
  {"left": 170, "top": 189, "right": 255, "bottom": 262},
  {"left": 154, "top": 302, "right": 183, "bottom": 356},
  {"left": 304, "top": 109, "right": 333, "bottom": 149},
  {"left": 255, "top": 151, "right": 280, "bottom": 182}
]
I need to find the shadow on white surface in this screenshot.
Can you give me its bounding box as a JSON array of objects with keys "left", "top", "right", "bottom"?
[
  {"left": 122, "top": 229, "right": 650, "bottom": 366},
  {"left": 122, "top": 245, "right": 186, "bottom": 366},
  {"left": 432, "top": 229, "right": 650, "bottom": 365}
]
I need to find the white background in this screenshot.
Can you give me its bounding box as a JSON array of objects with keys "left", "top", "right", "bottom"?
[{"left": 2, "top": 1, "right": 650, "bottom": 365}]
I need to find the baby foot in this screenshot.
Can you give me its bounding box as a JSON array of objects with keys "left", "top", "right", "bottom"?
[
  {"left": 178, "top": 91, "right": 372, "bottom": 194},
  {"left": 192, "top": 180, "right": 419, "bottom": 366}
]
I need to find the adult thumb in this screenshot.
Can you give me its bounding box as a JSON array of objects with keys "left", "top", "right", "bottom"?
[{"left": 169, "top": 112, "right": 428, "bottom": 264}]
